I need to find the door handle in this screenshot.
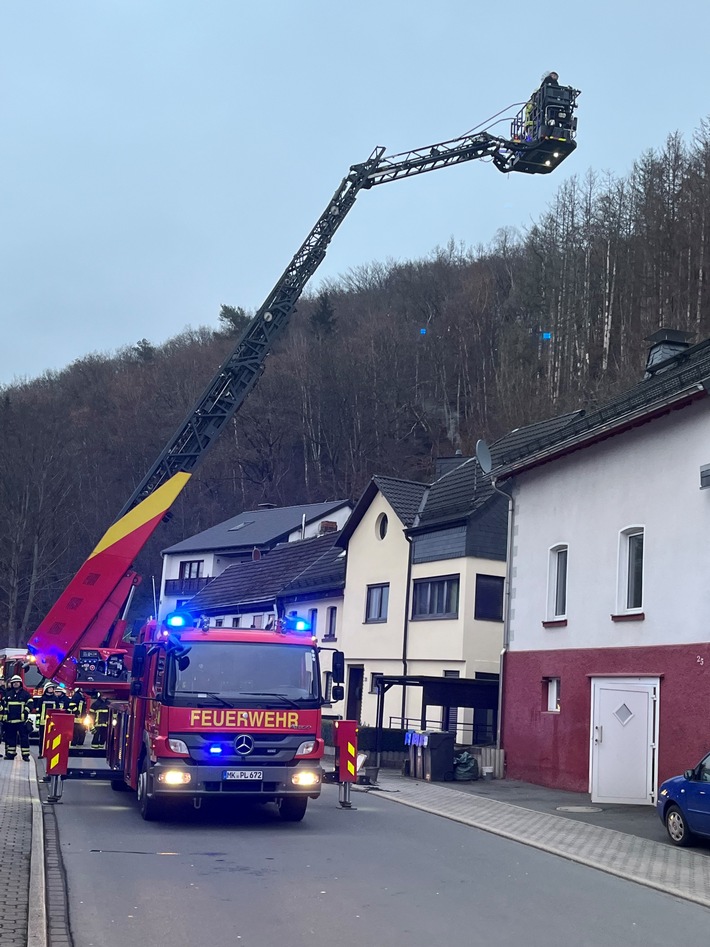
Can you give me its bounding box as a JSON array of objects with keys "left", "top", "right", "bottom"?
[{"left": 594, "top": 725, "right": 603, "bottom": 745}]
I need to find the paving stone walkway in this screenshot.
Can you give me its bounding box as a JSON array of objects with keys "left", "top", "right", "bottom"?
[{"left": 0, "top": 759, "right": 35, "bottom": 947}]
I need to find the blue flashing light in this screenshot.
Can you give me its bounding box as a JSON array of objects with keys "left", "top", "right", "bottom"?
[
  {"left": 283, "top": 612, "right": 312, "bottom": 633},
  {"left": 541, "top": 331, "right": 552, "bottom": 341},
  {"left": 420, "top": 328, "right": 427, "bottom": 335},
  {"left": 165, "top": 610, "right": 192, "bottom": 629},
  {"left": 209, "top": 745, "right": 223, "bottom": 755}
]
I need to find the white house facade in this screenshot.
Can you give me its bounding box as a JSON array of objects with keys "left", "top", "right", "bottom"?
[{"left": 496, "top": 331, "right": 710, "bottom": 802}]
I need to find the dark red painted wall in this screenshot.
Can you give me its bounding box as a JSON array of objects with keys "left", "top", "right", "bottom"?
[{"left": 502, "top": 643, "right": 710, "bottom": 792}]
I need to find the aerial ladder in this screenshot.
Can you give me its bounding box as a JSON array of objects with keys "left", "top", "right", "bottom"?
[{"left": 28, "top": 77, "right": 580, "bottom": 687}]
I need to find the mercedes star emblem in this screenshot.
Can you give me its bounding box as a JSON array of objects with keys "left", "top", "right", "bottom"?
[{"left": 234, "top": 733, "right": 254, "bottom": 755}]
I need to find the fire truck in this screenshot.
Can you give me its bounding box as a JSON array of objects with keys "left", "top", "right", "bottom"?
[{"left": 26, "top": 76, "right": 580, "bottom": 821}]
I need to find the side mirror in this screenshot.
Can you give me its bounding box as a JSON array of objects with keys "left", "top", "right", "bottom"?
[
  {"left": 685, "top": 769, "right": 695, "bottom": 780},
  {"left": 331, "top": 684, "right": 344, "bottom": 702},
  {"left": 332, "top": 651, "right": 345, "bottom": 685},
  {"left": 131, "top": 644, "right": 146, "bottom": 680}
]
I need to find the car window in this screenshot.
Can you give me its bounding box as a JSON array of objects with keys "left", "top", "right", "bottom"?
[{"left": 698, "top": 754, "right": 710, "bottom": 781}]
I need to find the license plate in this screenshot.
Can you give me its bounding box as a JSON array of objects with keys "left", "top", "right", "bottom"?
[{"left": 223, "top": 770, "right": 263, "bottom": 780}]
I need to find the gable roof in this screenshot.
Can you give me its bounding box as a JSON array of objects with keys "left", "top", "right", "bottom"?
[
  {"left": 187, "top": 532, "right": 342, "bottom": 613},
  {"left": 162, "top": 500, "right": 350, "bottom": 555},
  {"left": 493, "top": 337, "right": 710, "bottom": 479},
  {"left": 337, "top": 476, "right": 428, "bottom": 546}
]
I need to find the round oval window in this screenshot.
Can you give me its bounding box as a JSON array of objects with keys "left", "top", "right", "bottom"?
[{"left": 377, "top": 512, "right": 388, "bottom": 540}]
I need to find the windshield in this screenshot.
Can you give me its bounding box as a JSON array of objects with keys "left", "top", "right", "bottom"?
[{"left": 166, "top": 642, "right": 320, "bottom": 704}]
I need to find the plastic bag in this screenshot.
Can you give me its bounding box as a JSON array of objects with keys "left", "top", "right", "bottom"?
[{"left": 453, "top": 751, "right": 479, "bottom": 781}]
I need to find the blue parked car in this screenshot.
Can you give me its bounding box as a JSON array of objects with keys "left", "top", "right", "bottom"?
[{"left": 657, "top": 752, "right": 710, "bottom": 846}]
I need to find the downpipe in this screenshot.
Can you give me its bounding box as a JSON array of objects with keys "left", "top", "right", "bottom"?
[{"left": 492, "top": 476, "right": 514, "bottom": 751}]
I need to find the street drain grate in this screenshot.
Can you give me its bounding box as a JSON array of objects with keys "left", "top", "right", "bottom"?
[{"left": 555, "top": 805, "right": 603, "bottom": 813}]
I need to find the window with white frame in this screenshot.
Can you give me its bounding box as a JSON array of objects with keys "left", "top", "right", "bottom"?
[
  {"left": 546, "top": 677, "right": 561, "bottom": 712},
  {"left": 618, "top": 527, "right": 644, "bottom": 611},
  {"left": 547, "top": 544, "right": 568, "bottom": 619},
  {"left": 308, "top": 608, "right": 318, "bottom": 634}
]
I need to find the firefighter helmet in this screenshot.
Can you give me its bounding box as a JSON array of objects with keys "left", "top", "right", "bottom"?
[
  {"left": 9, "top": 675, "right": 23, "bottom": 684},
  {"left": 43, "top": 681, "right": 56, "bottom": 692}
]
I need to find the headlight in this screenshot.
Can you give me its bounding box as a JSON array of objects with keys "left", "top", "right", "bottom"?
[
  {"left": 291, "top": 771, "right": 320, "bottom": 787},
  {"left": 295, "top": 740, "right": 317, "bottom": 757},
  {"left": 158, "top": 770, "right": 192, "bottom": 786},
  {"left": 167, "top": 739, "right": 189, "bottom": 754},
  {"left": 660, "top": 789, "right": 668, "bottom": 796}
]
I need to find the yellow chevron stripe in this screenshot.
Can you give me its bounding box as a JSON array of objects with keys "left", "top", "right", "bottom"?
[
  {"left": 51, "top": 735, "right": 61, "bottom": 750},
  {"left": 89, "top": 473, "right": 191, "bottom": 558},
  {"left": 347, "top": 761, "right": 355, "bottom": 775},
  {"left": 347, "top": 742, "right": 355, "bottom": 756},
  {"left": 50, "top": 753, "right": 59, "bottom": 769}
]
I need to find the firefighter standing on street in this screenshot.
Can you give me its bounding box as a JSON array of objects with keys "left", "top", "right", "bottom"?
[
  {"left": 90, "top": 693, "right": 110, "bottom": 749},
  {"left": 34, "top": 682, "right": 69, "bottom": 754},
  {"left": 2, "top": 675, "right": 32, "bottom": 761},
  {"left": 68, "top": 687, "right": 88, "bottom": 746}
]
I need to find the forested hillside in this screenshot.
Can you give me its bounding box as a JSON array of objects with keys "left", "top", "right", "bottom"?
[{"left": 2, "top": 125, "right": 710, "bottom": 646}]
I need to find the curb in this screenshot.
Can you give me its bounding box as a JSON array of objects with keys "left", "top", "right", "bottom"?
[{"left": 27, "top": 757, "right": 47, "bottom": 947}]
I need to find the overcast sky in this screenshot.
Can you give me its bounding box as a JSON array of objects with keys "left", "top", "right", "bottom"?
[{"left": 1, "top": 2, "right": 709, "bottom": 385}]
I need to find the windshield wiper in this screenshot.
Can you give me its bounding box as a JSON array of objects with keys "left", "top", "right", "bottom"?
[
  {"left": 240, "top": 692, "right": 303, "bottom": 709},
  {"left": 177, "top": 691, "right": 235, "bottom": 708}
]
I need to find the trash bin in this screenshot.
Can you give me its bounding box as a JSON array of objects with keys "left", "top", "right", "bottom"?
[
  {"left": 422, "top": 731, "right": 455, "bottom": 782},
  {"left": 404, "top": 730, "right": 426, "bottom": 779}
]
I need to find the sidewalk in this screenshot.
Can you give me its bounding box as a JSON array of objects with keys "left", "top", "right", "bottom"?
[
  {"left": 370, "top": 770, "right": 710, "bottom": 909},
  {"left": 0, "top": 757, "right": 44, "bottom": 947}
]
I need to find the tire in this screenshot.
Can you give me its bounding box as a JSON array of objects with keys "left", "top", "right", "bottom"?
[
  {"left": 137, "top": 757, "right": 164, "bottom": 821},
  {"left": 665, "top": 804, "right": 693, "bottom": 846},
  {"left": 278, "top": 795, "right": 308, "bottom": 822}
]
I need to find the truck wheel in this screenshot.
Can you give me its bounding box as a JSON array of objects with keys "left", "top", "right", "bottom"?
[
  {"left": 278, "top": 796, "right": 308, "bottom": 822},
  {"left": 137, "top": 758, "right": 163, "bottom": 821}
]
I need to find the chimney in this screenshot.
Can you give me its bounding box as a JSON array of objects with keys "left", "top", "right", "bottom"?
[
  {"left": 318, "top": 520, "right": 338, "bottom": 535},
  {"left": 252, "top": 547, "right": 261, "bottom": 561},
  {"left": 644, "top": 328, "right": 693, "bottom": 378},
  {"left": 435, "top": 454, "right": 472, "bottom": 480}
]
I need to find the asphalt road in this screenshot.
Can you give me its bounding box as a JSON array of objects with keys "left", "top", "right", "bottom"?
[{"left": 53, "top": 780, "right": 710, "bottom": 947}]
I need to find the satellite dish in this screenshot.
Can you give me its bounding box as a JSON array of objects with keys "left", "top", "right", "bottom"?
[{"left": 475, "top": 439, "right": 492, "bottom": 474}]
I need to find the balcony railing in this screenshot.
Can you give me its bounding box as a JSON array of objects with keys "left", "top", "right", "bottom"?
[{"left": 164, "top": 577, "right": 211, "bottom": 596}]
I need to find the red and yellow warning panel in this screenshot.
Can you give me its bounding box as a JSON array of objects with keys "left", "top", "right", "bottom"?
[
  {"left": 42, "top": 711, "right": 75, "bottom": 777},
  {"left": 334, "top": 719, "right": 358, "bottom": 783}
]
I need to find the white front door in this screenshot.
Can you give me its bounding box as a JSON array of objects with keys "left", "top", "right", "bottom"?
[{"left": 590, "top": 677, "right": 659, "bottom": 805}]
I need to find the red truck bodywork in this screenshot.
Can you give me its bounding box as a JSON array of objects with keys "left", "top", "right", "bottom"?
[{"left": 104, "top": 622, "right": 327, "bottom": 821}]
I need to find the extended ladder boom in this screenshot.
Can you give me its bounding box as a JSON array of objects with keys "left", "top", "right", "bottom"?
[{"left": 28, "top": 80, "right": 580, "bottom": 685}]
